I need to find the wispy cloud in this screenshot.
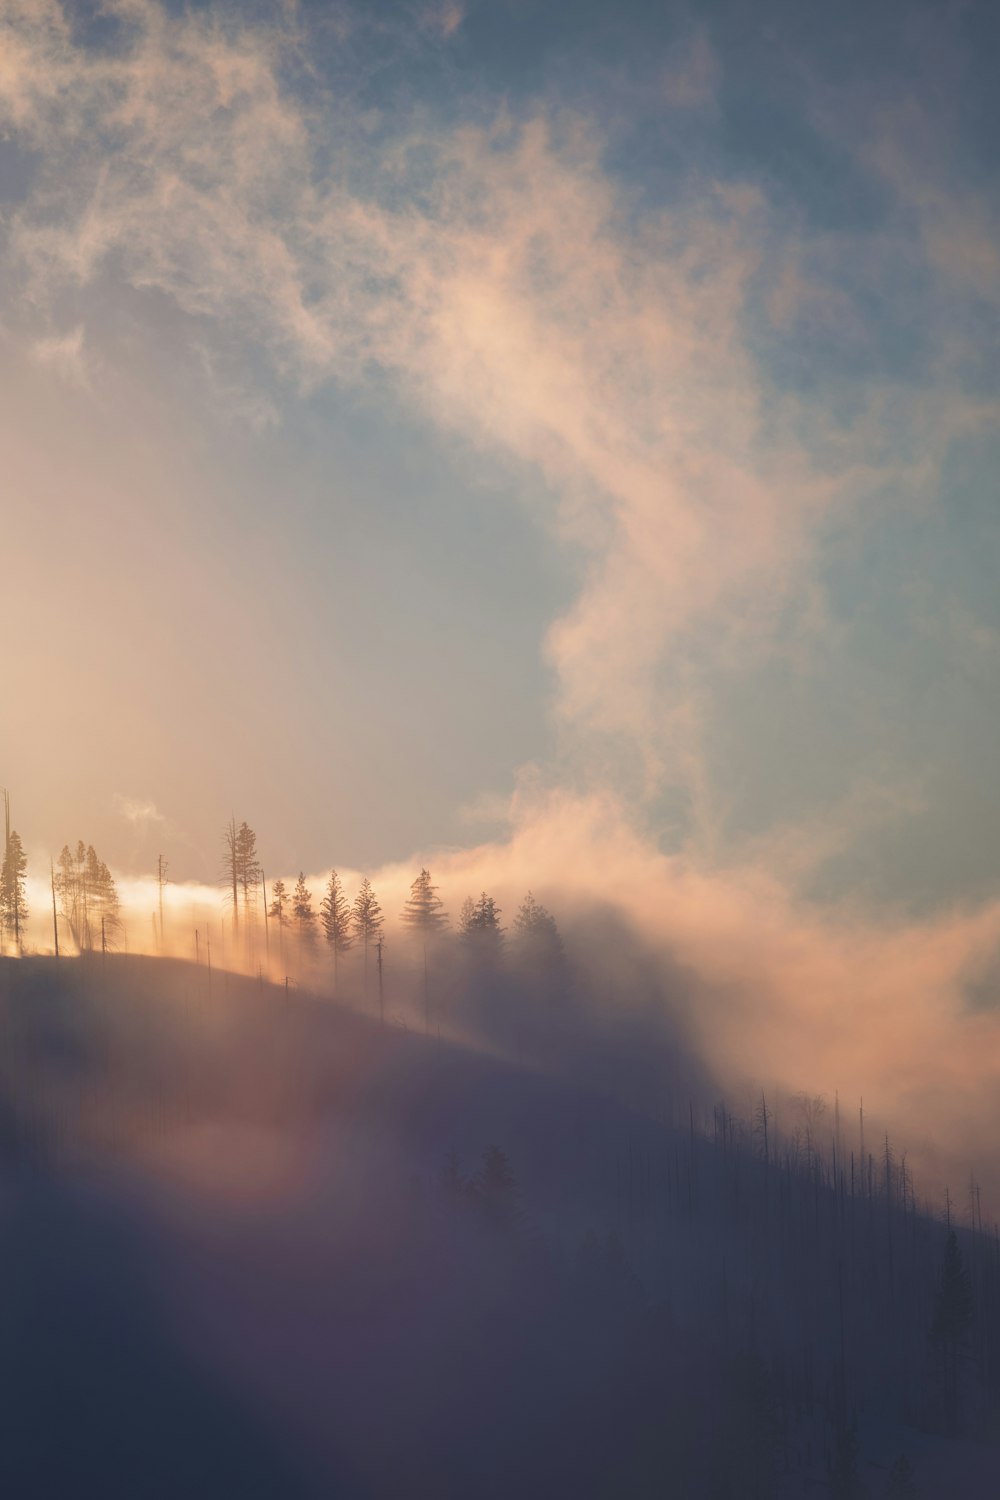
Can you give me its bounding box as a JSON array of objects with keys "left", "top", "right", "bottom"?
[
  {"left": 28, "top": 323, "right": 91, "bottom": 387},
  {"left": 3, "top": 3, "right": 999, "bottom": 966},
  {"left": 2, "top": 0, "right": 991, "bottom": 830},
  {"left": 114, "top": 794, "right": 166, "bottom": 830}
]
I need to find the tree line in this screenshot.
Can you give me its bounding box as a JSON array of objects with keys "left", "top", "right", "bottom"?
[{"left": 219, "top": 816, "right": 565, "bottom": 995}]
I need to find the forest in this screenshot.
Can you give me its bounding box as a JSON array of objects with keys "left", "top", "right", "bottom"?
[{"left": 0, "top": 805, "right": 999, "bottom": 1496}]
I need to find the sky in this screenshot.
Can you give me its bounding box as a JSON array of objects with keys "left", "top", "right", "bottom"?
[{"left": 2, "top": 0, "right": 1000, "bottom": 1175}]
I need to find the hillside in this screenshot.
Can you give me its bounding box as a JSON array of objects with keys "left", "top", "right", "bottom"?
[{"left": 0, "top": 954, "right": 998, "bottom": 1497}]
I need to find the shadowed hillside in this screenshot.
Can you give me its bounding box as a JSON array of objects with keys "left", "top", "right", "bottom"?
[{"left": 0, "top": 954, "right": 998, "bottom": 1497}]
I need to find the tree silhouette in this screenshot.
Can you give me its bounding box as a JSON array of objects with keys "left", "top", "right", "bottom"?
[
  {"left": 54, "top": 840, "right": 121, "bottom": 951},
  {"left": 292, "top": 872, "right": 317, "bottom": 955},
  {"left": 86, "top": 845, "right": 123, "bottom": 952},
  {"left": 222, "top": 817, "right": 241, "bottom": 932},
  {"left": 352, "top": 876, "right": 384, "bottom": 1001},
  {"left": 320, "top": 869, "right": 353, "bottom": 991},
  {"left": 236, "top": 821, "right": 261, "bottom": 933},
  {"left": 459, "top": 891, "right": 504, "bottom": 964},
  {"left": 829, "top": 1420, "right": 861, "bottom": 1499},
  {"left": 512, "top": 890, "right": 565, "bottom": 976},
  {"left": 0, "top": 829, "right": 28, "bottom": 951},
  {"left": 401, "top": 868, "right": 449, "bottom": 1033},
  {"left": 268, "top": 878, "right": 291, "bottom": 966},
  {"left": 222, "top": 816, "right": 260, "bottom": 938},
  {"left": 931, "top": 1229, "right": 975, "bottom": 1433}
]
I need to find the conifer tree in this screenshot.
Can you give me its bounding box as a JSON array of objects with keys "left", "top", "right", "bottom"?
[
  {"left": 0, "top": 830, "right": 28, "bottom": 952},
  {"left": 222, "top": 816, "right": 241, "bottom": 931},
  {"left": 459, "top": 891, "right": 504, "bottom": 964},
  {"left": 55, "top": 844, "right": 79, "bottom": 945},
  {"left": 292, "top": 872, "right": 317, "bottom": 952},
  {"left": 86, "top": 845, "right": 123, "bottom": 951},
  {"left": 401, "top": 868, "right": 448, "bottom": 1033},
  {"left": 54, "top": 840, "right": 121, "bottom": 950},
  {"left": 236, "top": 821, "right": 261, "bottom": 928},
  {"left": 352, "top": 876, "right": 384, "bottom": 1000},
  {"left": 931, "top": 1229, "right": 975, "bottom": 1433},
  {"left": 221, "top": 816, "right": 261, "bottom": 939},
  {"left": 512, "top": 890, "right": 565, "bottom": 969},
  {"left": 320, "top": 869, "right": 353, "bottom": 991},
  {"left": 268, "top": 878, "right": 291, "bottom": 965}
]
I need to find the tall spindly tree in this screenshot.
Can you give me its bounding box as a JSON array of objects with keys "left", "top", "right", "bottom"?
[
  {"left": 401, "top": 868, "right": 449, "bottom": 1033},
  {"left": 320, "top": 869, "right": 353, "bottom": 991},
  {"left": 0, "top": 830, "right": 28, "bottom": 952},
  {"left": 292, "top": 872, "right": 317, "bottom": 954},
  {"left": 268, "top": 878, "right": 291, "bottom": 965},
  {"left": 352, "top": 876, "right": 384, "bottom": 1000},
  {"left": 222, "top": 817, "right": 260, "bottom": 934},
  {"left": 236, "top": 821, "right": 261, "bottom": 927}
]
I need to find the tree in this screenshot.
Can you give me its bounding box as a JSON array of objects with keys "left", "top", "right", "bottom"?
[
  {"left": 829, "top": 1421, "right": 861, "bottom": 1500},
  {"left": 0, "top": 830, "right": 28, "bottom": 951},
  {"left": 352, "top": 876, "right": 384, "bottom": 1000},
  {"left": 222, "top": 816, "right": 240, "bottom": 931},
  {"left": 459, "top": 891, "right": 504, "bottom": 964},
  {"left": 512, "top": 890, "right": 565, "bottom": 970},
  {"left": 320, "top": 869, "right": 353, "bottom": 991},
  {"left": 292, "top": 872, "right": 317, "bottom": 954},
  {"left": 221, "top": 816, "right": 260, "bottom": 937},
  {"left": 236, "top": 821, "right": 261, "bottom": 928},
  {"left": 268, "top": 878, "right": 291, "bottom": 965},
  {"left": 401, "top": 868, "right": 449, "bottom": 1033},
  {"left": 54, "top": 840, "right": 121, "bottom": 951},
  {"left": 931, "top": 1229, "right": 975, "bottom": 1433},
  {"left": 85, "top": 845, "right": 123, "bottom": 952},
  {"left": 402, "top": 868, "right": 448, "bottom": 935}
]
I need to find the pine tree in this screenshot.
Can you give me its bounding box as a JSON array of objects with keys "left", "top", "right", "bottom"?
[
  {"left": 931, "top": 1229, "right": 975, "bottom": 1433},
  {"left": 320, "top": 869, "right": 353, "bottom": 991},
  {"left": 402, "top": 868, "right": 448, "bottom": 935},
  {"left": 86, "top": 845, "right": 123, "bottom": 951},
  {"left": 221, "top": 816, "right": 261, "bottom": 942},
  {"left": 512, "top": 890, "right": 565, "bottom": 968},
  {"left": 54, "top": 840, "right": 121, "bottom": 951},
  {"left": 236, "top": 821, "right": 261, "bottom": 930},
  {"left": 401, "top": 868, "right": 448, "bottom": 1033},
  {"left": 268, "top": 878, "right": 291, "bottom": 966},
  {"left": 830, "top": 1421, "right": 861, "bottom": 1500},
  {"left": 222, "top": 816, "right": 241, "bottom": 932},
  {"left": 55, "top": 844, "right": 80, "bottom": 945},
  {"left": 0, "top": 830, "right": 28, "bottom": 951},
  {"left": 352, "top": 876, "right": 384, "bottom": 1000},
  {"left": 292, "top": 872, "right": 317, "bottom": 952},
  {"left": 459, "top": 891, "right": 504, "bottom": 963}
]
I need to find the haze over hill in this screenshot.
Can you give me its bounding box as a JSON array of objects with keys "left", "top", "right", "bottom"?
[{"left": 2, "top": 0, "right": 999, "bottom": 1492}]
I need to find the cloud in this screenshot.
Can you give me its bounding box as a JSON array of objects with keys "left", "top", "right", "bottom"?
[
  {"left": 420, "top": 1, "right": 465, "bottom": 39},
  {"left": 29, "top": 323, "right": 91, "bottom": 387},
  {"left": 114, "top": 794, "right": 166, "bottom": 830},
  {"left": 660, "top": 27, "right": 719, "bottom": 110},
  {"left": 2, "top": 0, "right": 992, "bottom": 827},
  {"left": 5, "top": 0, "right": 1000, "bottom": 1201}
]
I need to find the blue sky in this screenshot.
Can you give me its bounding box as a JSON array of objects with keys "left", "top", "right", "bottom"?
[{"left": 1, "top": 0, "right": 998, "bottom": 927}]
